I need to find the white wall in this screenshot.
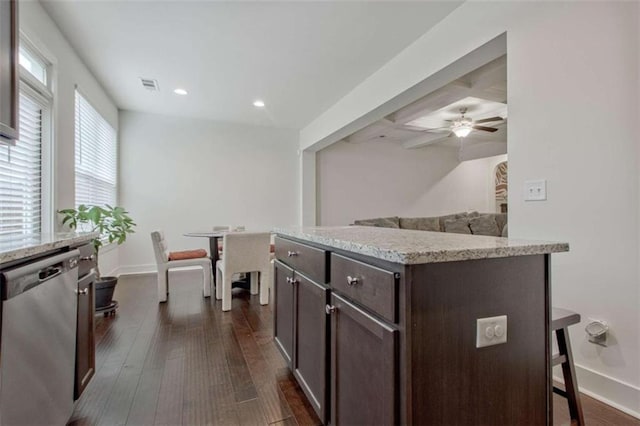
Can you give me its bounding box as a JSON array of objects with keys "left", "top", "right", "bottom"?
[
  {"left": 301, "top": 1, "right": 640, "bottom": 417},
  {"left": 118, "top": 111, "right": 299, "bottom": 273},
  {"left": 20, "top": 1, "right": 119, "bottom": 274},
  {"left": 316, "top": 139, "right": 505, "bottom": 225}
]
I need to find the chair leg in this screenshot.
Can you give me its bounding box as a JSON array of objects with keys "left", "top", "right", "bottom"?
[
  {"left": 202, "top": 263, "right": 212, "bottom": 298},
  {"left": 259, "top": 268, "right": 270, "bottom": 306},
  {"left": 222, "top": 273, "right": 233, "bottom": 312},
  {"left": 556, "top": 327, "right": 585, "bottom": 426},
  {"left": 250, "top": 272, "right": 259, "bottom": 295},
  {"left": 157, "top": 267, "right": 168, "bottom": 303},
  {"left": 215, "top": 266, "right": 222, "bottom": 300}
]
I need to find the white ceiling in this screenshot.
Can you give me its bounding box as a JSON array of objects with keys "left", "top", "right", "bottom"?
[
  {"left": 40, "top": 1, "right": 463, "bottom": 129},
  {"left": 343, "top": 55, "right": 507, "bottom": 158}
]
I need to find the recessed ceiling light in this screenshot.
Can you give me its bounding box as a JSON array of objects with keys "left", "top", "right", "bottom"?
[
  {"left": 174, "top": 88, "right": 188, "bottom": 95},
  {"left": 253, "top": 100, "right": 265, "bottom": 108}
]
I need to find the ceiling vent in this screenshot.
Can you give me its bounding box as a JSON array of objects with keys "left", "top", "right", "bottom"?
[{"left": 140, "top": 78, "right": 159, "bottom": 91}]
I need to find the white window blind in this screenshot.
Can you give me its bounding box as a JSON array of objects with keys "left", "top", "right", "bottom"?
[
  {"left": 75, "top": 91, "right": 117, "bottom": 208},
  {"left": 0, "top": 92, "right": 43, "bottom": 237}
]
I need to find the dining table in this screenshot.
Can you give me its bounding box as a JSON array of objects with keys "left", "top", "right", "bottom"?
[{"left": 183, "top": 230, "right": 251, "bottom": 288}]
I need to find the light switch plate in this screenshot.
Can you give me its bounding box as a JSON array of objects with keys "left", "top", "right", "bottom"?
[
  {"left": 476, "top": 315, "right": 508, "bottom": 348},
  {"left": 524, "top": 179, "right": 547, "bottom": 201}
]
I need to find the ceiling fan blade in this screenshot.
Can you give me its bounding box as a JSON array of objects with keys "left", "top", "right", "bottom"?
[
  {"left": 474, "top": 116, "right": 503, "bottom": 124},
  {"left": 473, "top": 125, "right": 499, "bottom": 133}
]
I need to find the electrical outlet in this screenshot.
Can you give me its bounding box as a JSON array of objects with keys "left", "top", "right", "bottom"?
[
  {"left": 476, "top": 315, "right": 508, "bottom": 348},
  {"left": 524, "top": 180, "right": 547, "bottom": 201}
]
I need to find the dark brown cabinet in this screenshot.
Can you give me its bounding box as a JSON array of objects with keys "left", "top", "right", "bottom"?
[
  {"left": 0, "top": 0, "right": 18, "bottom": 142},
  {"left": 274, "top": 258, "right": 330, "bottom": 424},
  {"left": 329, "top": 293, "right": 397, "bottom": 425},
  {"left": 75, "top": 270, "right": 96, "bottom": 399},
  {"left": 275, "top": 239, "right": 396, "bottom": 425},
  {"left": 73, "top": 243, "right": 97, "bottom": 400},
  {"left": 293, "top": 273, "right": 328, "bottom": 423},
  {"left": 273, "top": 260, "right": 294, "bottom": 366}
]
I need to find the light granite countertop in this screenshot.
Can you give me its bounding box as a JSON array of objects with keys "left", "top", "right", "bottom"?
[
  {"left": 0, "top": 232, "right": 99, "bottom": 266},
  {"left": 274, "top": 226, "right": 569, "bottom": 265}
]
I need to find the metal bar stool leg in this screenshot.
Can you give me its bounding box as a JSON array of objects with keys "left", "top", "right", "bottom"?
[{"left": 555, "top": 327, "right": 585, "bottom": 426}]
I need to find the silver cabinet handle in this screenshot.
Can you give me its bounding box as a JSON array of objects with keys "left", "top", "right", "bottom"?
[
  {"left": 285, "top": 277, "right": 298, "bottom": 285},
  {"left": 347, "top": 276, "right": 360, "bottom": 286},
  {"left": 76, "top": 288, "right": 89, "bottom": 295},
  {"left": 325, "top": 305, "right": 336, "bottom": 315},
  {"left": 80, "top": 254, "right": 96, "bottom": 262},
  {"left": 287, "top": 251, "right": 298, "bottom": 257}
]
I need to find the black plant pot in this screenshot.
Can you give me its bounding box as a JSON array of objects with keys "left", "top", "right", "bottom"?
[{"left": 95, "top": 276, "right": 118, "bottom": 310}]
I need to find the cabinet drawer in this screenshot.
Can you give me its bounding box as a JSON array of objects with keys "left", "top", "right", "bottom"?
[
  {"left": 331, "top": 253, "right": 398, "bottom": 323},
  {"left": 275, "top": 237, "right": 327, "bottom": 284},
  {"left": 76, "top": 243, "right": 96, "bottom": 278}
]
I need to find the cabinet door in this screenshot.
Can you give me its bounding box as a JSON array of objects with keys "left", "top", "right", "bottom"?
[
  {"left": 273, "top": 260, "right": 294, "bottom": 366},
  {"left": 329, "top": 293, "right": 397, "bottom": 426},
  {"left": 0, "top": 0, "right": 18, "bottom": 142},
  {"left": 293, "top": 273, "right": 328, "bottom": 423},
  {"left": 75, "top": 272, "right": 96, "bottom": 399}
]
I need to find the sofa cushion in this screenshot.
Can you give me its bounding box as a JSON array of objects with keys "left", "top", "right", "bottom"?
[
  {"left": 443, "top": 217, "right": 472, "bottom": 234},
  {"left": 469, "top": 215, "right": 501, "bottom": 236},
  {"left": 399, "top": 217, "right": 440, "bottom": 232},
  {"left": 494, "top": 213, "right": 507, "bottom": 233},
  {"left": 353, "top": 216, "right": 400, "bottom": 228},
  {"left": 438, "top": 212, "right": 472, "bottom": 231}
]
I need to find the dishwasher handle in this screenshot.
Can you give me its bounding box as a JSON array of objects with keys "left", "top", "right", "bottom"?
[
  {"left": 39, "top": 266, "right": 62, "bottom": 282},
  {"left": 20, "top": 267, "right": 62, "bottom": 293}
]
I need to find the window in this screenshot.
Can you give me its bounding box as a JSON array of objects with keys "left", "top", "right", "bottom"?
[
  {"left": 19, "top": 45, "right": 47, "bottom": 87},
  {"left": 74, "top": 91, "right": 117, "bottom": 208},
  {"left": 0, "top": 43, "right": 52, "bottom": 238}
]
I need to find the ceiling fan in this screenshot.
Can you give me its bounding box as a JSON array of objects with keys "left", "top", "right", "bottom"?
[{"left": 435, "top": 107, "right": 504, "bottom": 138}]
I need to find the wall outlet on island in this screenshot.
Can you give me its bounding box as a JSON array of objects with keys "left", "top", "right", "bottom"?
[{"left": 476, "top": 315, "right": 508, "bottom": 348}]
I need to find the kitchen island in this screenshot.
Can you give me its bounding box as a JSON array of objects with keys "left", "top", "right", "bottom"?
[{"left": 272, "top": 226, "right": 569, "bottom": 425}]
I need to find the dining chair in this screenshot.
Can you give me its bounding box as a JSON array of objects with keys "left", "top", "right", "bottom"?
[
  {"left": 216, "top": 232, "right": 271, "bottom": 311},
  {"left": 151, "top": 230, "right": 212, "bottom": 303}
]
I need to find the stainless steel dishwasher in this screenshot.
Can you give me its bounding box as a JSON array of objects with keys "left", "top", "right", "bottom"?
[{"left": 0, "top": 249, "right": 79, "bottom": 426}]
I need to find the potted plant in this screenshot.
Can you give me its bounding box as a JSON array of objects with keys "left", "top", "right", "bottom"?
[{"left": 58, "top": 204, "right": 136, "bottom": 310}]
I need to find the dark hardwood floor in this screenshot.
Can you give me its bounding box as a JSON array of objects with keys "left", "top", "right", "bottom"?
[
  {"left": 70, "top": 270, "right": 320, "bottom": 426},
  {"left": 70, "top": 271, "right": 640, "bottom": 426}
]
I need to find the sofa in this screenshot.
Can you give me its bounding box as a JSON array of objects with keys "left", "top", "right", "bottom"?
[{"left": 353, "top": 211, "right": 508, "bottom": 237}]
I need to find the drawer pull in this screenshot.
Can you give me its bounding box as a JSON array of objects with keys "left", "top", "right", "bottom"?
[
  {"left": 286, "top": 277, "right": 298, "bottom": 285},
  {"left": 287, "top": 251, "right": 299, "bottom": 257},
  {"left": 76, "top": 288, "right": 89, "bottom": 295},
  {"left": 80, "top": 254, "right": 96, "bottom": 262},
  {"left": 347, "top": 276, "right": 360, "bottom": 286},
  {"left": 325, "top": 305, "right": 336, "bottom": 315}
]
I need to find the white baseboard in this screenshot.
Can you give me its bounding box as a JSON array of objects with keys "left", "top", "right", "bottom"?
[
  {"left": 554, "top": 363, "right": 640, "bottom": 419},
  {"left": 112, "top": 263, "right": 156, "bottom": 277}
]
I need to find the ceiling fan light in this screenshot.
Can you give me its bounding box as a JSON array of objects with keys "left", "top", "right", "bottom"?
[{"left": 453, "top": 124, "right": 472, "bottom": 138}]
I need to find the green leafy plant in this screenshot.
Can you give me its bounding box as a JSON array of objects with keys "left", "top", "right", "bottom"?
[{"left": 58, "top": 204, "right": 136, "bottom": 278}]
